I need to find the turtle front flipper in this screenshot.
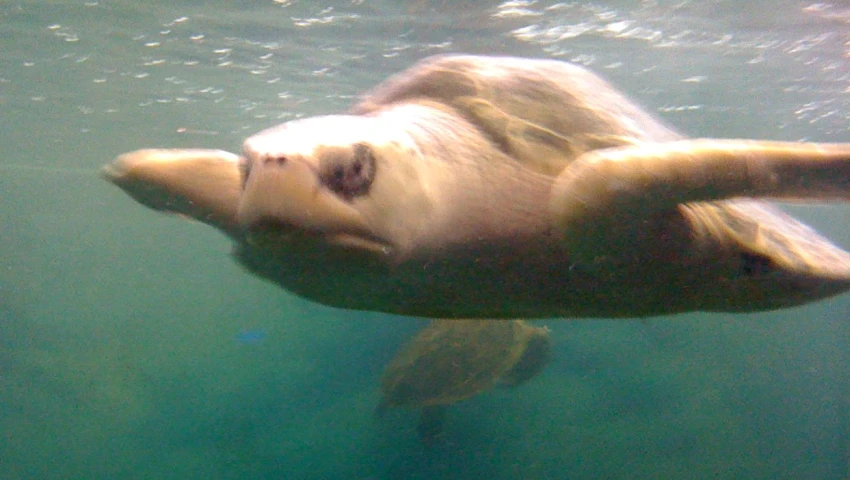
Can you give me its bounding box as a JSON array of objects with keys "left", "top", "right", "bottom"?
[
  {"left": 102, "top": 149, "right": 243, "bottom": 238},
  {"left": 551, "top": 139, "right": 850, "bottom": 263}
]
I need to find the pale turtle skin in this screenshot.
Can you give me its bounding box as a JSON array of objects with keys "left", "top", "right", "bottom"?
[
  {"left": 377, "top": 319, "right": 551, "bottom": 444},
  {"left": 102, "top": 54, "right": 850, "bottom": 320}
]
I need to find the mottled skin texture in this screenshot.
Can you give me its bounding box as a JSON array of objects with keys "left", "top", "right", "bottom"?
[{"left": 102, "top": 55, "right": 850, "bottom": 320}]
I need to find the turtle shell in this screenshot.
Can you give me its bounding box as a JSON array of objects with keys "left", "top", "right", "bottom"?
[
  {"left": 352, "top": 54, "right": 680, "bottom": 176},
  {"left": 378, "top": 319, "right": 550, "bottom": 411}
]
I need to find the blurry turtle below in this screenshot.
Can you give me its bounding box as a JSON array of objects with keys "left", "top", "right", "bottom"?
[{"left": 377, "top": 319, "right": 551, "bottom": 445}]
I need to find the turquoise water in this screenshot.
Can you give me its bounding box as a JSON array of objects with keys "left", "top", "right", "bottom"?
[{"left": 1, "top": 1, "right": 848, "bottom": 478}]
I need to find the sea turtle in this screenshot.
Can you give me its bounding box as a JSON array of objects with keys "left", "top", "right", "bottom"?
[
  {"left": 102, "top": 54, "right": 850, "bottom": 320},
  {"left": 377, "top": 319, "right": 551, "bottom": 444}
]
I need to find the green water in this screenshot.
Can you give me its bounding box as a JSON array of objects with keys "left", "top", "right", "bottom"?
[{"left": 1, "top": 1, "right": 848, "bottom": 479}]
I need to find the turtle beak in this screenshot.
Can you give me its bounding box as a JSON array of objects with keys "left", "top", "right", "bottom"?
[{"left": 237, "top": 143, "right": 379, "bottom": 250}]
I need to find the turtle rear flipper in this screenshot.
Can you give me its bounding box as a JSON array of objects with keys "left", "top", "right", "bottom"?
[
  {"left": 498, "top": 326, "right": 552, "bottom": 387},
  {"left": 417, "top": 405, "right": 447, "bottom": 447},
  {"left": 685, "top": 199, "right": 850, "bottom": 309},
  {"left": 101, "top": 149, "right": 243, "bottom": 237}
]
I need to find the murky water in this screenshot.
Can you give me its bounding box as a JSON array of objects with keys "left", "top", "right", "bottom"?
[{"left": 1, "top": 1, "right": 848, "bottom": 479}]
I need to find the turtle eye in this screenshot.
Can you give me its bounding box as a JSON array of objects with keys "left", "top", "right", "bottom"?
[{"left": 321, "top": 142, "right": 376, "bottom": 198}]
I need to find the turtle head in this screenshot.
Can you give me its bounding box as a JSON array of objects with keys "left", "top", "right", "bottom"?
[
  {"left": 237, "top": 114, "right": 432, "bottom": 261},
  {"left": 239, "top": 116, "right": 385, "bottom": 255},
  {"left": 234, "top": 113, "right": 448, "bottom": 308}
]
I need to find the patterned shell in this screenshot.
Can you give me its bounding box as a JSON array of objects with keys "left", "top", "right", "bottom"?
[{"left": 378, "top": 319, "right": 551, "bottom": 409}]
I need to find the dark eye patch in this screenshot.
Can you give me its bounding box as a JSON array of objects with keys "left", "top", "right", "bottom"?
[{"left": 321, "top": 142, "right": 376, "bottom": 198}]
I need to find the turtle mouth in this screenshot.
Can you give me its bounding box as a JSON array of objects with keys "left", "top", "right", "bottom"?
[{"left": 243, "top": 220, "right": 392, "bottom": 255}]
